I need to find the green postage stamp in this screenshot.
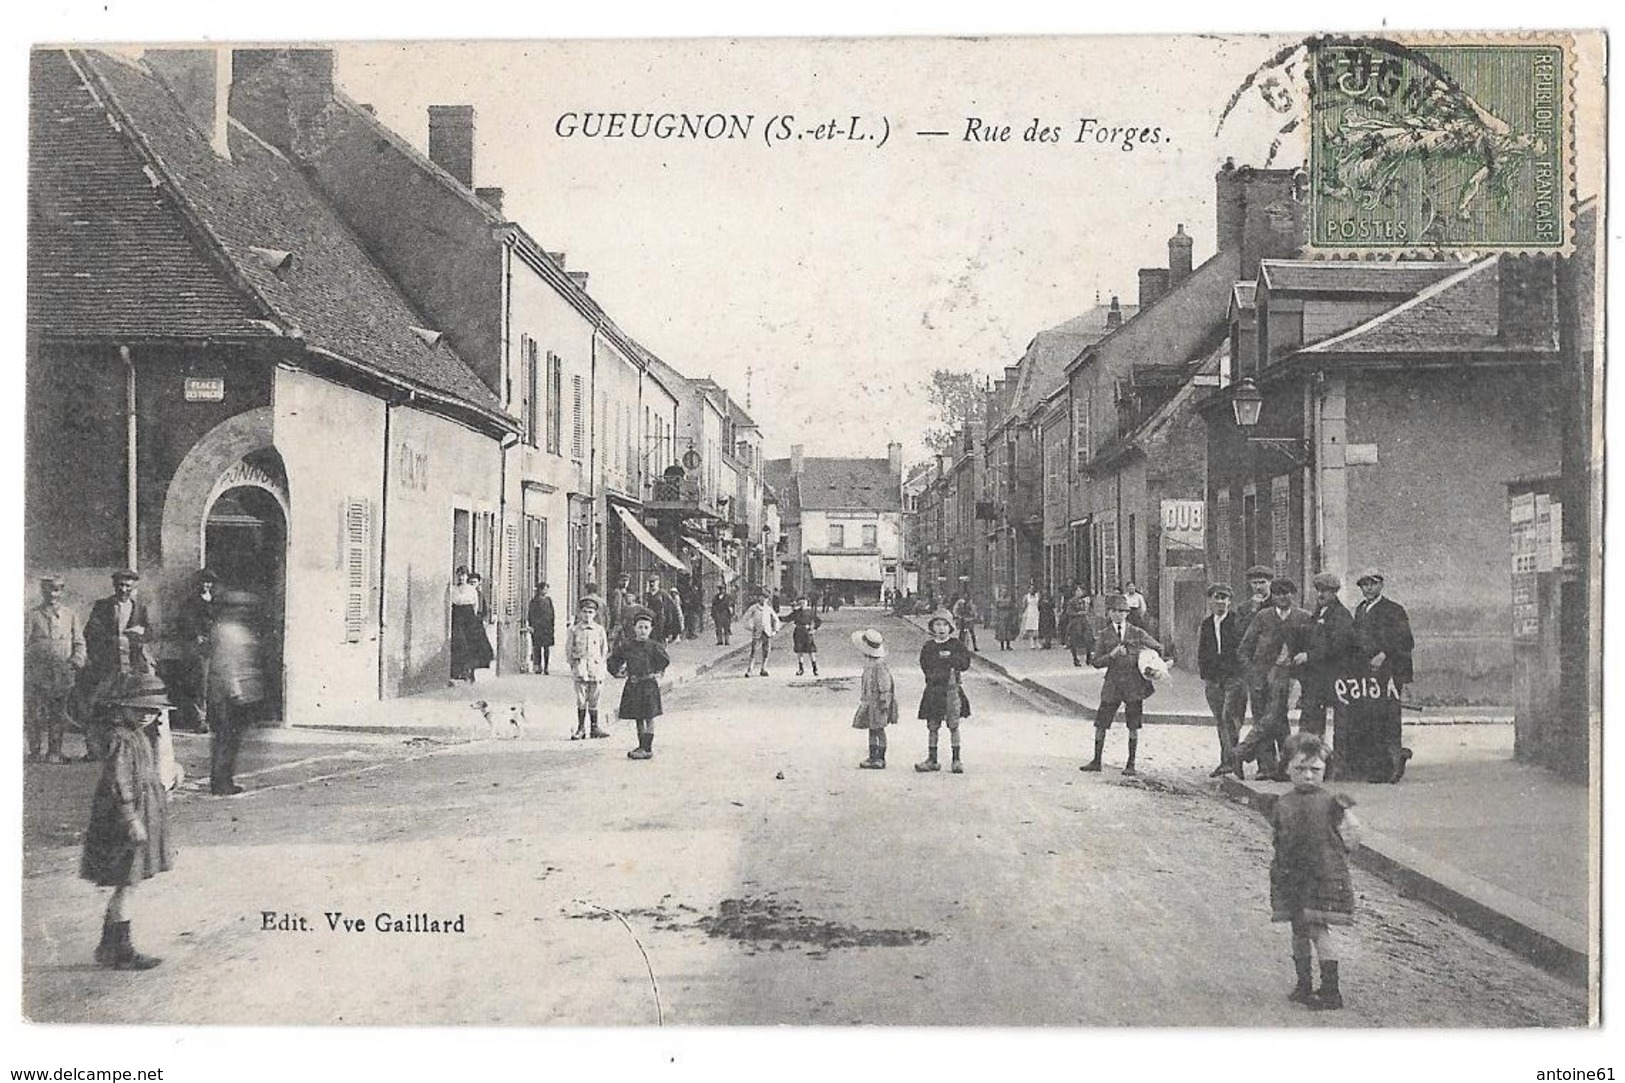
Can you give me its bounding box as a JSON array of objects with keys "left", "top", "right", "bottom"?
[{"left": 1306, "top": 34, "right": 1574, "bottom": 254}]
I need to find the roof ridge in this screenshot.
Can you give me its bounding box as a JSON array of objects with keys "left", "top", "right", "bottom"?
[
  {"left": 1300, "top": 257, "right": 1498, "bottom": 354},
  {"left": 66, "top": 49, "right": 287, "bottom": 334}
]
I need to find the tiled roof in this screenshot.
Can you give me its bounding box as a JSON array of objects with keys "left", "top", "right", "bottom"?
[
  {"left": 762, "top": 457, "right": 901, "bottom": 513},
  {"left": 993, "top": 302, "right": 1131, "bottom": 430},
  {"left": 1260, "top": 260, "right": 1464, "bottom": 295},
  {"left": 37, "top": 49, "right": 506, "bottom": 418},
  {"left": 1300, "top": 257, "right": 1529, "bottom": 355},
  {"left": 1231, "top": 282, "right": 1256, "bottom": 311},
  {"left": 29, "top": 49, "right": 267, "bottom": 340}
]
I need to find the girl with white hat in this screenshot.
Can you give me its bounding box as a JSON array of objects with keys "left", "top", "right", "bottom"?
[{"left": 850, "top": 628, "right": 897, "bottom": 769}]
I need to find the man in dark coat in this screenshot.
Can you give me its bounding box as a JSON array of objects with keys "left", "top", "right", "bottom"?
[
  {"left": 174, "top": 569, "right": 219, "bottom": 733},
  {"left": 81, "top": 570, "right": 153, "bottom": 760},
  {"left": 527, "top": 581, "right": 557, "bottom": 674},
  {"left": 1233, "top": 577, "right": 1312, "bottom": 781},
  {"left": 607, "top": 574, "right": 633, "bottom": 637},
  {"left": 1234, "top": 564, "right": 1276, "bottom": 740},
  {"left": 1351, "top": 569, "right": 1415, "bottom": 782},
  {"left": 1196, "top": 583, "right": 1246, "bottom": 778},
  {"left": 1296, "top": 572, "right": 1359, "bottom": 741},
  {"left": 1081, "top": 593, "right": 1165, "bottom": 776}
]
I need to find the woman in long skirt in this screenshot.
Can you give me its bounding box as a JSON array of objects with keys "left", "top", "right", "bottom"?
[
  {"left": 449, "top": 566, "right": 494, "bottom": 683},
  {"left": 1020, "top": 585, "right": 1042, "bottom": 648}
]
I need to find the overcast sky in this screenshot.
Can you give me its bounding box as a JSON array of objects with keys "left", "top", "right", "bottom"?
[{"left": 331, "top": 36, "right": 1307, "bottom": 464}]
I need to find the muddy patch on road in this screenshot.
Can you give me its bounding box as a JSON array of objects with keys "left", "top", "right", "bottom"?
[
  {"left": 1109, "top": 774, "right": 1201, "bottom": 797},
  {"left": 564, "top": 893, "right": 932, "bottom": 956},
  {"left": 698, "top": 895, "right": 932, "bottom": 954},
  {"left": 784, "top": 677, "right": 855, "bottom": 693}
]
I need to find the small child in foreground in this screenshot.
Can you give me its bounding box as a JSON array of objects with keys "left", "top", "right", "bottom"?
[
  {"left": 1271, "top": 731, "right": 1361, "bottom": 1010},
  {"left": 851, "top": 628, "right": 897, "bottom": 769},
  {"left": 608, "top": 607, "right": 670, "bottom": 761}
]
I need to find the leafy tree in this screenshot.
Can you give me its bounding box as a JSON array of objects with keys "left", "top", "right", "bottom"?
[{"left": 920, "top": 369, "right": 986, "bottom": 455}]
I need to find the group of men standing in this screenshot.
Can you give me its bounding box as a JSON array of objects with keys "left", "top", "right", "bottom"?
[
  {"left": 24, "top": 569, "right": 265, "bottom": 796},
  {"left": 1197, "top": 565, "right": 1414, "bottom": 784}
]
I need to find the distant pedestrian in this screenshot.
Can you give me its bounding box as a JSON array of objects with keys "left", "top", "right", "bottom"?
[
  {"left": 790, "top": 596, "right": 822, "bottom": 676},
  {"left": 1271, "top": 732, "right": 1360, "bottom": 1011},
  {"left": 851, "top": 628, "right": 898, "bottom": 769},
  {"left": 1197, "top": 584, "right": 1246, "bottom": 779},
  {"left": 608, "top": 607, "right": 670, "bottom": 761},
  {"left": 1123, "top": 581, "right": 1149, "bottom": 630},
  {"left": 1350, "top": 570, "right": 1415, "bottom": 783},
  {"left": 1081, "top": 593, "right": 1165, "bottom": 777},
  {"left": 527, "top": 581, "right": 557, "bottom": 675},
  {"left": 207, "top": 591, "right": 265, "bottom": 796},
  {"left": 711, "top": 588, "right": 735, "bottom": 645},
  {"left": 741, "top": 592, "right": 780, "bottom": 677},
  {"left": 25, "top": 574, "right": 85, "bottom": 764},
  {"left": 80, "top": 685, "right": 175, "bottom": 971},
  {"left": 994, "top": 597, "right": 1017, "bottom": 651},
  {"left": 174, "top": 569, "right": 219, "bottom": 734},
  {"left": 1038, "top": 591, "right": 1057, "bottom": 648},
  {"left": 1020, "top": 585, "right": 1041, "bottom": 648},
  {"left": 448, "top": 567, "right": 492, "bottom": 684},
  {"left": 607, "top": 574, "right": 633, "bottom": 637},
  {"left": 953, "top": 595, "right": 979, "bottom": 652},
  {"left": 915, "top": 610, "right": 971, "bottom": 774},
  {"left": 1062, "top": 587, "right": 1094, "bottom": 667},
  {"left": 565, "top": 595, "right": 610, "bottom": 740}
]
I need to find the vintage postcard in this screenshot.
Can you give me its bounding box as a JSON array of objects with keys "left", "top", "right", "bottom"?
[{"left": 11, "top": 21, "right": 1608, "bottom": 1077}]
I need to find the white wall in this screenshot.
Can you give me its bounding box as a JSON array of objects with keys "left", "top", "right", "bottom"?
[{"left": 800, "top": 509, "right": 902, "bottom": 559}]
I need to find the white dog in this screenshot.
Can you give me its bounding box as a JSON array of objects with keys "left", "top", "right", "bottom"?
[{"left": 471, "top": 700, "right": 526, "bottom": 739}]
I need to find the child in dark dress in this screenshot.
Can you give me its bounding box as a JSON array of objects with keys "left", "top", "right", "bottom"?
[
  {"left": 80, "top": 688, "right": 175, "bottom": 970},
  {"left": 608, "top": 607, "right": 671, "bottom": 761},
  {"left": 790, "top": 596, "right": 822, "bottom": 676},
  {"left": 1271, "top": 732, "right": 1361, "bottom": 1009},
  {"left": 915, "top": 610, "right": 972, "bottom": 774}
]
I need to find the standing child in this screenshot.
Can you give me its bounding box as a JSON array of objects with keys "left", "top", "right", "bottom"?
[
  {"left": 790, "top": 596, "right": 823, "bottom": 676},
  {"left": 608, "top": 607, "right": 671, "bottom": 760},
  {"left": 851, "top": 628, "right": 897, "bottom": 769},
  {"left": 741, "top": 592, "right": 780, "bottom": 677},
  {"left": 916, "top": 611, "right": 972, "bottom": 774},
  {"left": 564, "top": 595, "right": 610, "bottom": 740},
  {"left": 1081, "top": 593, "right": 1165, "bottom": 777},
  {"left": 1271, "top": 732, "right": 1360, "bottom": 1010},
  {"left": 80, "top": 685, "right": 175, "bottom": 970}
]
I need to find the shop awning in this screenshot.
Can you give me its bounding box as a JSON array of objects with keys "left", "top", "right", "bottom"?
[
  {"left": 684, "top": 537, "right": 737, "bottom": 582},
  {"left": 614, "top": 504, "right": 686, "bottom": 571},
  {"left": 806, "top": 552, "right": 884, "bottom": 582}
]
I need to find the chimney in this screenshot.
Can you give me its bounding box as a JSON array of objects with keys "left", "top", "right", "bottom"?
[
  {"left": 475, "top": 186, "right": 504, "bottom": 214},
  {"left": 887, "top": 441, "right": 903, "bottom": 478},
  {"left": 428, "top": 105, "right": 475, "bottom": 188},
  {"left": 566, "top": 270, "right": 590, "bottom": 290},
  {"left": 790, "top": 444, "right": 804, "bottom": 476},
  {"left": 1138, "top": 268, "right": 1170, "bottom": 310},
  {"left": 144, "top": 48, "right": 231, "bottom": 158},
  {"left": 1168, "top": 223, "right": 1193, "bottom": 284},
  {"left": 1106, "top": 296, "right": 1123, "bottom": 328},
  {"left": 1216, "top": 157, "right": 1245, "bottom": 251},
  {"left": 228, "top": 49, "right": 334, "bottom": 159}
]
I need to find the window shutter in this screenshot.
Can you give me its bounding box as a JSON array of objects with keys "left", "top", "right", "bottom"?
[
  {"left": 344, "top": 498, "right": 371, "bottom": 643},
  {"left": 571, "top": 374, "right": 585, "bottom": 460},
  {"left": 504, "top": 523, "right": 520, "bottom": 620},
  {"left": 546, "top": 353, "right": 562, "bottom": 454}
]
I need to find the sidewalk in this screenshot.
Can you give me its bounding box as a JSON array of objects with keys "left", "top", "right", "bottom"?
[
  {"left": 911, "top": 616, "right": 1591, "bottom": 989},
  {"left": 286, "top": 633, "right": 752, "bottom": 740}
]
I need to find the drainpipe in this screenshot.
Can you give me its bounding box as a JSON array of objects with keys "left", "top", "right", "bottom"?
[
  {"left": 121, "top": 346, "right": 138, "bottom": 571},
  {"left": 377, "top": 400, "right": 393, "bottom": 700},
  {"left": 497, "top": 427, "right": 518, "bottom": 672}
]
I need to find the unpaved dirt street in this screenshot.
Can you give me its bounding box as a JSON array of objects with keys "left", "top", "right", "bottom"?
[{"left": 22, "top": 612, "right": 1585, "bottom": 1026}]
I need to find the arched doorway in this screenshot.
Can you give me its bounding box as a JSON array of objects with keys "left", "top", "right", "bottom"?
[{"left": 203, "top": 474, "right": 287, "bottom": 721}]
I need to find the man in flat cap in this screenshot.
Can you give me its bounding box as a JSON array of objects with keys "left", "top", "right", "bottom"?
[
  {"left": 1195, "top": 583, "right": 1246, "bottom": 778},
  {"left": 81, "top": 571, "right": 154, "bottom": 760},
  {"left": 1351, "top": 570, "right": 1415, "bottom": 782},
  {"left": 25, "top": 575, "right": 85, "bottom": 763},
  {"left": 1296, "top": 572, "right": 1359, "bottom": 744},
  {"left": 1234, "top": 577, "right": 1312, "bottom": 780},
  {"left": 175, "top": 569, "right": 220, "bottom": 734},
  {"left": 1235, "top": 565, "right": 1278, "bottom": 743}
]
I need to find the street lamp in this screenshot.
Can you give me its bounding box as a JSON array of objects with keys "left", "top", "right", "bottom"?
[{"left": 1230, "top": 375, "right": 1308, "bottom": 467}]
